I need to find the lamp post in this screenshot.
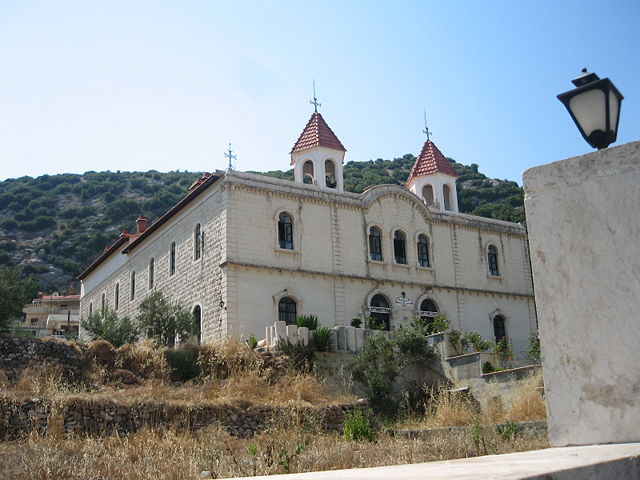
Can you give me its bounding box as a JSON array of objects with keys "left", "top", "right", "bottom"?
[{"left": 557, "top": 68, "right": 623, "bottom": 150}]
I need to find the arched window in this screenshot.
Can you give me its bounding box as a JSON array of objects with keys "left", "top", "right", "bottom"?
[
  {"left": 193, "top": 305, "right": 202, "bottom": 345},
  {"left": 422, "top": 185, "right": 435, "bottom": 206},
  {"left": 169, "top": 242, "right": 176, "bottom": 276},
  {"left": 443, "top": 184, "right": 452, "bottom": 211},
  {"left": 488, "top": 245, "right": 500, "bottom": 276},
  {"left": 148, "top": 258, "right": 155, "bottom": 289},
  {"left": 420, "top": 298, "right": 438, "bottom": 331},
  {"left": 417, "top": 234, "right": 430, "bottom": 267},
  {"left": 303, "top": 160, "right": 314, "bottom": 184},
  {"left": 394, "top": 230, "right": 407, "bottom": 264},
  {"left": 369, "top": 294, "right": 391, "bottom": 330},
  {"left": 325, "top": 159, "right": 337, "bottom": 188},
  {"left": 278, "top": 297, "right": 297, "bottom": 325},
  {"left": 130, "top": 271, "right": 136, "bottom": 301},
  {"left": 114, "top": 283, "right": 120, "bottom": 311},
  {"left": 89, "top": 303, "right": 93, "bottom": 316},
  {"left": 368, "top": 227, "right": 382, "bottom": 261},
  {"left": 101, "top": 293, "right": 105, "bottom": 313},
  {"left": 493, "top": 315, "right": 506, "bottom": 343},
  {"left": 194, "top": 224, "right": 202, "bottom": 260},
  {"left": 278, "top": 212, "right": 294, "bottom": 249}
]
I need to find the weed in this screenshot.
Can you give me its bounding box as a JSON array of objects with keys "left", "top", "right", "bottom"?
[
  {"left": 313, "top": 326, "right": 333, "bottom": 352},
  {"left": 343, "top": 409, "right": 377, "bottom": 442}
]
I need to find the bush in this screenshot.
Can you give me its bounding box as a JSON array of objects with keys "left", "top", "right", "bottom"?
[
  {"left": 466, "top": 332, "right": 493, "bottom": 352},
  {"left": 526, "top": 332, "right": 541, "bottom": 364},
  {"left": 482, "top": 361, "right": 495, "bottom": 374},
  {"left": 82, "top": 309, "right": 139, "bottom": 347},
  {"left": 295, "top": 314, "right": 318, "bottom": 330},
  {"left": 247, "top": 332, "right": 258, "bottom": 349},
  {"left": 313, "top": 326, "right": 333, "bottom": 352},
  {"left": 394, "top": 320, "right": 434, "bottom": 365},
  {"left": 277, "top": 339, "right": 313, "bottom": 372},
  {"left": 136, "top": 292, "right": 194, "bottom": 347},
  {"left": 494, "top": 339, "right": 514, "bottom": 368},
  {"left": 351, "top": 334, "right": 398, "bottom": 416},
  {"left": 86, "top": 339, "right": 118, "bottom": 367},
  {"left": 343, "top": 409, "right": 377, "bottom": 442},
  {"left": 350, "top": 318, "right": 362, "bottom": 328},
  {"left": 165, "top": 345, "right": 201, "bottom": 381},
  {"left": 429, "top": 314, "right": 449, "bottom": 334}
]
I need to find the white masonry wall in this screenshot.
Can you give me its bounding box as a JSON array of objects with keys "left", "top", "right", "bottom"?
[
  {"left": 225, "top": 171, "right": 535, "bottom": 354},
  {"left": 524, "top": 140, "right": 640, "bottom": 446},
  {"left": 81, "top": 179, "right": 229, "bottom": 343}
]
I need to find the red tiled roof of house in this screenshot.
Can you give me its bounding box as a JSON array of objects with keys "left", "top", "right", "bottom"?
[
  {"left": 406, "top": 140, "right": 458, "bottom": 184},
  {"left": 290, "top": 112, "right": 346, "bottom": 155}
]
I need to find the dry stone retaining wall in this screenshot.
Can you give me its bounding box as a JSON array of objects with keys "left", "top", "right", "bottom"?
[
  {"left": 0, "top": 337, "right": 85, "bottom": 380},
  {"left": 0, "top": 396, "right": 368, "bottom": 440}
]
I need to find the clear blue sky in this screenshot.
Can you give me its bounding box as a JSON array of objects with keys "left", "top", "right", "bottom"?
[{"left": 1, "top": 0, "right": 638, "bottom": 184}]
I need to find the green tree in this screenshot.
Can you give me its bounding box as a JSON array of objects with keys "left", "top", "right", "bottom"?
[
  {"left": 0, "top": 267, "right": 38, "bottom": 334},
  {"left": 136, "top": 291, "right": 194, "bottom": 347},
  {"left": 82, "top": 308, "right": 139, "bottom": 347}
]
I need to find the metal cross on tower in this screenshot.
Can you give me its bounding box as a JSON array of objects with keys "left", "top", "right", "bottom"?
[
  {"left": 310, "top": 80, "right": 321, "bottom": 112},
  {"left": 224, "top": 143, "right": 237, "bottom": 170},
  {"left": 423, "top": 110, "right": 432, "bottom": 142}
]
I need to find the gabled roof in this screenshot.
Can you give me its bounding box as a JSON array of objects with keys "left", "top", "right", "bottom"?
[
  {"left": 77, "top": 172, "right": 222, "bottom": 281},
  {"left": 406, "top": 140, "right": 458, "bottom": 184},
  {"left": 290, "top": 112, "right": 346, "bottom": 154}
]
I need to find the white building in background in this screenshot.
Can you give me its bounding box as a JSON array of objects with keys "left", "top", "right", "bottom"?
[
  {"left": 18, "top": 293, "right": 80, "bottom": 337},
  {"left": 78, "top": 111, "right": 536, "bottom": 356}
]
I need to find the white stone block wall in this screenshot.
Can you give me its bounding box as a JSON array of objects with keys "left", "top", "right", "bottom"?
[{"left": 524, "top": 140, "right": 640, "bottom": 446}]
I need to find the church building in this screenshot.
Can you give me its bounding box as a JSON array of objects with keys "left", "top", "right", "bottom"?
[{"left": 78, "top": 110, "right": 536, "bottom": 356}]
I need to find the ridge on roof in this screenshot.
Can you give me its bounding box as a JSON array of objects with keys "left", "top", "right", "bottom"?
[
  {"left": 406, "top": 140, "right": 458, "bottom": 184},
  {"left": 290, "top": 112, "right": 346, "bottom": 155}
]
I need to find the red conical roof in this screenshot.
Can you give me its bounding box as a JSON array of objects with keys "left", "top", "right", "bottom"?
[
  {"left": 290, "top": 112, "right": 346, "bottom": 154},
  {"left": 406, "top": 140, "right": 458, "bottom": 184}
]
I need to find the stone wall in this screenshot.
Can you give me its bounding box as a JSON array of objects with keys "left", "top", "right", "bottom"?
[
  {"left": 0, "top": 337, "right": 84, "bottom": 380},
  {"left": 0, "top": 396, "right": 368, "bottom": 440}
]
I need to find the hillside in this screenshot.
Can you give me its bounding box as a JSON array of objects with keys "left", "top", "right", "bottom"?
[{"left": 0, "top": 156, "right": 524, "bottom": 293}]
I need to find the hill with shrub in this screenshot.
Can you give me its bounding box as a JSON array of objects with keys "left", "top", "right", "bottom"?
[{"left": 0, "top": 155, "right": 523, "bottom": 292}]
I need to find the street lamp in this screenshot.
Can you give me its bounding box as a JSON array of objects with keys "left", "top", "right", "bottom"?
[{"left": 557, "top": 68, "right": 623, "bottom": 150}]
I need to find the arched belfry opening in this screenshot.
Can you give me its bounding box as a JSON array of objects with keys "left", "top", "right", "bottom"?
[
  {"left": 422, "top": 184, "right": 435, "bottom": 206},
  {"left": 303, "top": 160, "right": 314, "bottom": 184},
  {"left": 443, "top": 184, "right": 452, "bottom": 211},
  {"left": 325, "top": 159, "right": 337, "bottom": 188},
  {"left": 290, "top": 111, "right": 346, "bottom": 192}
]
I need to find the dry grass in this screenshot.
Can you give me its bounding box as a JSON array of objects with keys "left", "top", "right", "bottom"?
[
  {"left": 1, "top": 339, "right": 352, "bottom": 408},
  {"left": 0, "top": 418, "right": 548, "bottom": 480},
  {"left": 400, "top": 373, "right": 546, "bottom": 429}
]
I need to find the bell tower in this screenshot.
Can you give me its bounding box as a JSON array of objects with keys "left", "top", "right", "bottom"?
[{"left": 290, "top": 90, "right": 346, "bottom": 192}]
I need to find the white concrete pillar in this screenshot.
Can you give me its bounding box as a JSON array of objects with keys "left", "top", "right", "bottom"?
[{"left": 298, "top": 326, "right": 309, "bottom": 346}]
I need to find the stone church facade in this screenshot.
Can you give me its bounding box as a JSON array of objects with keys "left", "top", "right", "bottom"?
[{"left": 78, "top": 112, "right": 536, "bottom": 356}]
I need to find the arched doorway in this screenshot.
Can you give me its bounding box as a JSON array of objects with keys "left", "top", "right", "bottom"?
[
  {"left": 278, "top": 297, "right": 297, "bottom": 325},
  {"left": 369, "top": 294, "right": 391, "bottom": 330},
  {"left": 193, "top": 305, "right": 202, "bottom": 344},
  {"left": 419, "top": 299, "right": 438, "bottom": 332}
]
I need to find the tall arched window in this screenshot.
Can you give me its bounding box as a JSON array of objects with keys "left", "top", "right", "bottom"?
[
  {"left": 101, "top": 293, "right": 106, "bottom": 313},
  {"left": 422, "top": 185, "right": 435, "bottom": 206},
  {"left": 169, "top": 242, "right": 176, "bottom": 276},
  {"left": 148, "top": 258, "right": 155, "bottom": 289},
  {"left": 89, "top": 303, "right": 93, "bottom": 316},
  {"left": 493, "top": 315, "right": 506, "bottom": 343},
  {"left": 394, "top": 230, "right": 407, "bottom": 264},
  {"left": 114, "top": 283, "right": 120, "bottom": 311},
  {"left": 194, "top": 224, "right": 202, "bottom": 260},
  {"left": 443, "top": 184, "right": 452, "bottom": 211},
  {"left": 369, "top": 294, "right": 391, "bottom": 330},
  {"left": 420, "top": 298, "right": 438, "bottom": 331},
  {"left": 278, "top": 212, "right": 294, "bottom": 249},
  {"left": 193, "top": 305, "right": 202, "bottom": 345},
  {"left": 278, "top": 297, "right": 297, "bottom": 325},
  {"left": 130, "top": 271, "right": 136, "bottom": 301},
  {"left": 325, "top": 159, "right": 336, "bottom": 188},
  {"left": 368, "top": 227, "right": 382, "bottom": 261},
  {"left": 488, "top": 245, "right": 500, "bottom": 276},
  {"left": 417, "top": 234, "right": 430, "bottom": 267}
]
